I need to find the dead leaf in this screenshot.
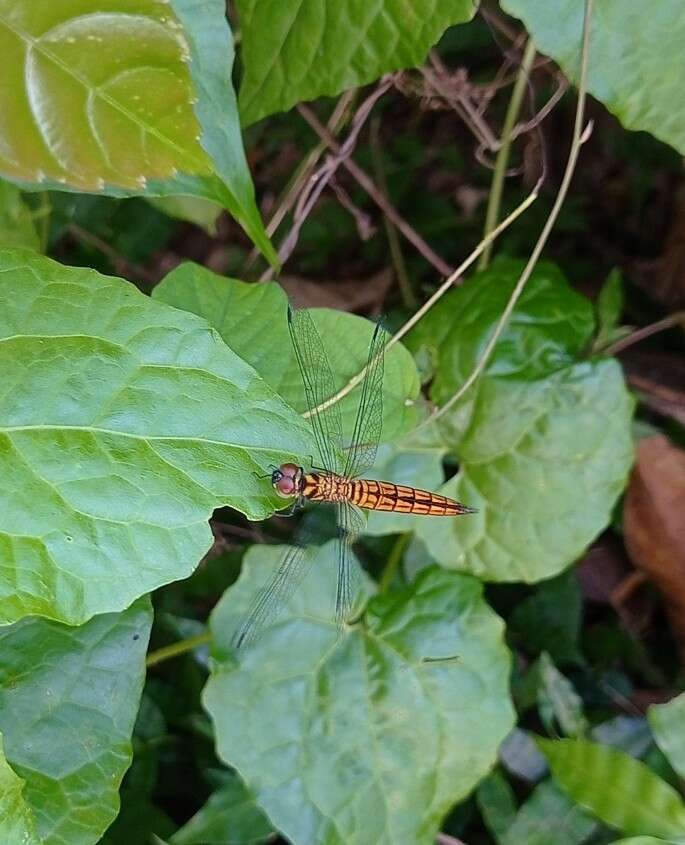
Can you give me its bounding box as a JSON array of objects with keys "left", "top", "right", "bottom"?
[
  {"left": 624, "top": 434, "right": 685, "bottom": 663},
  {"left": 280, "top": 268, "right": 394, "bottom": 312}
]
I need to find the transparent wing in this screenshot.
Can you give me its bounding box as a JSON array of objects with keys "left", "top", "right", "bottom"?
[
  {"left": 343, "top": 320, "right": 387, "bottom": 479},
  {"left": 232, "top": 542, "right": 316, "bottom": 648},
  {"left": 288, "top": 305, "right": 344, "bottom": 474},
  {"left": 335, "top": 501, "right": 366, "bottom": 630}
]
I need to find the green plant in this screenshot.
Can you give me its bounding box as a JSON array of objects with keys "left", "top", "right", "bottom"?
[{"left": 1, "top": 1, "right": 684, "bottom": 844}]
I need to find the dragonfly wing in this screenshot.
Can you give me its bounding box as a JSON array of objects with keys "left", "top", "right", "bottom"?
[
  {"left": 288, "top": 305, "right": 344, "bottom": 474},
  {"left": 343, "top": 320, "right": 387, "bottom": 479},
  {"left": 335, "top": 501, "right": 366, "bottom": 630},
  {"left": 232, "top": 542, "right": 315, "bottom": 648}
]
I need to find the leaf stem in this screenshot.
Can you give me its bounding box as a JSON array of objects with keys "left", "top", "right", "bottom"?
[
  {"left": 379, "top": 533, "right": 411, "bottom": 593},
  {"left": 478, "top": 38, "right": 537, "bottom": 271},
  {"left": 425, "top": 0, "right": 595, "bottom": 427},
  {"left": 602, "top": 311, "right": 685, "bottom": 357},
  {"left": 146, "top": 632, "right": 212, "bottom": 668}
]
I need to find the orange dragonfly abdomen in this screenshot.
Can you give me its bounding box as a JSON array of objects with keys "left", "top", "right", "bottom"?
[{"left": 302, "top": 473, "right": 475, "bottom": 516}]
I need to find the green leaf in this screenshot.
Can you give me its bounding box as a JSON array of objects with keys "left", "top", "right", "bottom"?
[
  {"left": 536, "top": 652, "right": 588, "bottom": 738},
  {"left": 607, "top": 839, "right": 684, "bottom": 845},
  {"left": 476, "top": 769, "right": 517, "bottom": 844},
  {"left": 596, "top": 269, "right": 623, "bottom": 340},
  {"left": 146, "top": 195, "right": 222, "bottom": 236},
  {"left": 0, "top": 598, "right": 152, "bottom": 845},
  {"left": 649, "top": 693, "right": 685, "bottom": 780},
  {"left": 510, "top": 570, "right": 583, "bottom": 664},
  {"left": 500, "top": 0, "right": 685, "bottom": 155},
  {"left": 171, "top": 777, "right": 273, "bottom": 845},
  {"left": 538, "top": 737, "right": 685, "bottom": 840},
  {"left": 236, "top": 0, "right": 477, "bottom": 125},
  {"left": 501, "top": 781, "right": 596, "bottom": 845},
  {"left": 153, "top": 262, "right": 421, "bottom": 447},
  {"left": 0, "top": 249, "right": 315, "bottom": 624},
  {"left": 406, "top": 258, "right": 634, "bottom": 583},
  {"left": 0, "top": 179, "right": 40, "bottom": 250},
  {"left": 0, "top": 1, "right": 274, "bottom": 262},
  {"left": 0, "top": 734, "right": 39, "bottom": 845},
  {"left": 204, "top": 545, "right": 514, "bottom": 845}
]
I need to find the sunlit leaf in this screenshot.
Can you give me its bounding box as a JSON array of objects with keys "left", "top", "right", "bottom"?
[
  {"left": 204, "top": 543, "right": 514, "bottom": 845},
  {"left": 501, "top": 0, "right": 685, "bottom": 154},
  {"left": 236, "top": 0, "right": 477, "bottom": 125},
  {"left": 0, "top": 250, "right": 315, "bottom": 624},
  {"left": 649, "top": 693, "right": 685, "bottom": 780},
  {"left": 406, "top": 258, "right": 634, "bottom": 583},
  {"left": 0, "top": 179, "right": 40, "bottom": 250},
  {"left": 0, "top": 0, "right": 274, "bottom": 261},
  {"left": 538, "top": 737, "right": 685, "bottom": 840},
  {"left": 171, "top": 776, "right": 273, "bottom": 845},
  {"left": 0, "top": 735, "right": 39, "bottom": 845},
  {"left": 0, "top": 598, "right": 152, "bottom": 845},
  {"left": 153, "top": 262, "right": 421, "bottom": 447},
  {"left": 502, "top": 780, "right": 596, "bottom": 845}
]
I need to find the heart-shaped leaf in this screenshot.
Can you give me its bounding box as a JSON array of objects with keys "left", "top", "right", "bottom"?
[
  {"left": 0, "top": 249, "right": 315, "bottom": 623},
  {"left": 204, "top": 541, "right": 514, "bottom": 845},
  {"left": 236, "top": 0, "right": 477, "bottom": 125},
  {"left": 0, "top": 0, "right": 274, "bottom": 261},
  {"left": 0, "top": 598, "right": 152, "bottom": 845},
  {"left": 406, "top": 258, "right": 634, "bottom": 583},
  {"left": 153, "top": 262, "right": 421, "bottom": 445},
  {"left": 500, "top": 0, "right": 685, "bottom": 155}
]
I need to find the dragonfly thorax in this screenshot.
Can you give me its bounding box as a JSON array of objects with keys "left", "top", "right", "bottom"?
[{"left": 272, "top": 463, "right": 304, "bottom": 497}]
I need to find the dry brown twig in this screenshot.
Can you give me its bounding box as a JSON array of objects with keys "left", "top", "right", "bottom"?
[
  {"left": 297, "top": 100, "right": 455, "bottom": 277},
  {"left": 260, "top": 78, "right": 394, "bottom": 280},
  {"left": 424, "top": 0, "right": 595, "bottom": 426}
]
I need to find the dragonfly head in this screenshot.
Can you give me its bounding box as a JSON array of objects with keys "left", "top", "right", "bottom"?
[{"left": 272, "top": 463, "right": 304, "bottom": 497}]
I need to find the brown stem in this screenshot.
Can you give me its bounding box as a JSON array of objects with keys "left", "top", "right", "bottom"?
[
  {"left": 604, "top": 311, "right": 685, "bottom": 357},
  {"left": 298, "top": 103, "right": 454, "bottom": 277},
  {"left": 425, "top": 0, "right": 595, "bottom": 426}
]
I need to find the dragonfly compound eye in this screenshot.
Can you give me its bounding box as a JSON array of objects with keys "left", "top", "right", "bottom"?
[{"left": 272, "top": 463, "right": 301, "bottom": 497}]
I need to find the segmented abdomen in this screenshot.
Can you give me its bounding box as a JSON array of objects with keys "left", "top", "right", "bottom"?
[{"left": 303, "top": 474, "right": 474, "bottom": 516}]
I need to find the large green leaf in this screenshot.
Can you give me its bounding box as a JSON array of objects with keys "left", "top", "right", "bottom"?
[
  {"left": 649, "top": 693, "right": 685, "bottom": 780},
  {"left": 0, "top": 598, "right": 152, "bottom": 845},
  {"left": 153, "top": 262, "right": 421, "bottom": 448},
  {"left": 0, "top": 250, "right": 315, "bottom": 624},
  {"left": 538, "top": 737, "right": 685, "bottom": 840},
  {"left": 204, "top": 543, "right": 514, "bottom": 845},
  {"left": 406, "top": 259, "right": 634, "bottom": 582},
  {"left": 236, "top": 0, "right": 477, "bottom": 125},
  {"left": 0, "top": 0, "right": 274, "bottom": 261},
  {"left": 0, "top": 179, "right": 40, "bottom": 250},
  {"left": 0, "top": 735, "right": 39, "bottom": 845},
  {"left": 500, "top": 0, "right": 685, "bottom": 155}
]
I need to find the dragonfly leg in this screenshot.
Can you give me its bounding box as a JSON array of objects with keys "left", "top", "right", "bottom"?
[{"left": 276, "top": 496, "right": 305, "bottom": 518}]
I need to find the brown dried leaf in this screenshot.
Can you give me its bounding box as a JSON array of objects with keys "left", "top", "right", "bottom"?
[
  {"left": 280, "top": 268, "right": 394, "bottom": 312},
  {"left": 624, "top": 435, "right": 685, "bottom": 662}
]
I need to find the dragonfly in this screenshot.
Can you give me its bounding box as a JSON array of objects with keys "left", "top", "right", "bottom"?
[{"left": 233, "top": 305, "right": 476, "bottom": 647}]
